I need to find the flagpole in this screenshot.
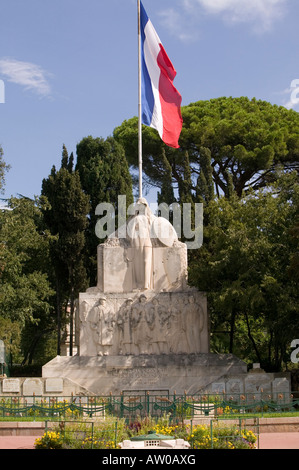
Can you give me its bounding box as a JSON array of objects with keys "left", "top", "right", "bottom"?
[{"left": 137, "top": 0, "right": 143, "bottom": 199}]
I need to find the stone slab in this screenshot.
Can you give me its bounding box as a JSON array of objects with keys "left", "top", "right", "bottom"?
[
  {"left": 2, "top": 378, "right": 20, "bottom": 393},
  {"left": 23, "top": 378, "right": 43, "bottom": 396},
  {"left": 45, "top": 378, "right": 64, "bottom": 393}
]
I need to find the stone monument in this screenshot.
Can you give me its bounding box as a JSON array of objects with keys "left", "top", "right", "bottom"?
[{"left": 42, "top": 199, "right": 290, "bottom": 396}]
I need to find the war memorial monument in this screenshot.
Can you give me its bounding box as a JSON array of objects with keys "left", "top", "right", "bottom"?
[{"left": 41, "top": 198, "right": 290, "bottom": 398}]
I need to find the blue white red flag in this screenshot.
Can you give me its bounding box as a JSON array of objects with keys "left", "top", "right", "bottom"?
[{"left": 140, "top": 2, "right": 183, "bottom": 149}]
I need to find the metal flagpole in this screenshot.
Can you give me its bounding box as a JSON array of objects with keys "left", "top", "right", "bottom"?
[{"left": 137, "top": 0, "right": 143, "bottom": 199}]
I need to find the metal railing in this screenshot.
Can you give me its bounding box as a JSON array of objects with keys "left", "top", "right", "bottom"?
[
  {"left": 43, "top": 420, "right": 119, "bottom": 449},
  {"left": 0, "top": 391, "right": 297, "bottom": 420},
  {"left": 188, "top": 417, "right": 260, "bottom": 449}
]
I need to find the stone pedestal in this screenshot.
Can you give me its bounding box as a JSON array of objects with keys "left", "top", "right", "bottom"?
[{"left": 42, "top": 353, "right": 247, "bottom": 395}]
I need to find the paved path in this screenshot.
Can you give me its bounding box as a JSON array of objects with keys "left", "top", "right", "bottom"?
[
  {"left": 259, "top": 432, "right": 299, "bottom": 449},
  {"left": 0, "top": 433, "right": 299, "bottom": 450},
  {"left": 0, "top": 436, "right": 40, "bottom": 449}
]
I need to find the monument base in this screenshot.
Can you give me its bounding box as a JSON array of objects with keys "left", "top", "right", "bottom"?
[{"left": 42, "top": 353, "right": 248, "bottom": 395}]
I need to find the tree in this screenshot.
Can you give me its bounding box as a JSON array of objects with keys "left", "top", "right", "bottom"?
[
  {"left": 75, "top": 136, "right": 134, "bottom": 284},
  {"left": 114, "top": 97, "right": 299, "bottom": 200},
  {"left": 0, "top": 145, "right": 10, "bottom": 193},
  {"left": 188, "top": 173, "right": 299, "bottom": 370},
  {"left": 195, "top": 147, "right": 214, "bottom": 204},
  {"left": 42, "top": 146, "right": 90, "bottom": 355},
  {"left": 157, "top": 149, "right": 176, "bottom": 206},
  {"left": 0, "top": 196, "right": 55, "bottom": 364}
]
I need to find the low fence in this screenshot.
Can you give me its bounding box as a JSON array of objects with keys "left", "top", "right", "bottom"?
[
  {"left": 191, "top": 417, "right": 260, "bottom": 449},
  {"left": 0, "top": 391, "right": 298, "bottom": 420},
  {"left": 43, "top": 420, "right": 119, "bottom": 449}
]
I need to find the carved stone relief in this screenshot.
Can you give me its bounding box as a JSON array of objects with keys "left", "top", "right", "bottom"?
[{"left": 78, "top": 292, "right": 209, "bottom": 357}]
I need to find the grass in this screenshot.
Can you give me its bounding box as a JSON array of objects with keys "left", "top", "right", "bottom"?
[{"left": 217, "top": 411, "right": 299, "bottom": 419}]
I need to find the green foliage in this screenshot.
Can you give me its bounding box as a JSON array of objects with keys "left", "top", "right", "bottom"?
[
  {"left": 33, "top": 417, "right": 257, "bottom": 450},
  {"left": 189, "top": 172, "right": 299, "bottom": 370},
  {"left": 42, "top": 146, "right": 90, "bottom": 355},
  {"left": 114, "top": 97, "right": 299, "bottom": 200},
  {"left": 0, "top": 317, "right": 21, "bottom": 362},
  {"left": 0, "top": 197, "right": 55, "bottom": 362},
  {"left": 75, "top": 135, "right": 133, "bottom": 284},
  {"left": 76, "top": 136, "right": 134, "bottom": 211},
  {"left": 35, "top": 431, "right": 63, "bottom": 449},
  {"left": 157, "top": 149, "right": 175, "bottom": 206},
  {"left": 188, "top": 423, "right": 257, "bottom": 449},
  {"left": 0, "top": 146, "right": 10, "bottom": 193}
]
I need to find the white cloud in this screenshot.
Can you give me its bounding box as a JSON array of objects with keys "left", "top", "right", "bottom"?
[
  {"left": 158, "top": 8, "right": 199, "bottom": 43},
  {"left": 158, "top": 0, "right": 287, "bottom": 43},
  {"left": 0, "top": 58, "right": 52, "bottom": 97},
  {"left": 185, "top": 0, "right": 287, "bottom": 32},
  {"left": 279, "top": 79, "right": 299, "bottom": 110}
]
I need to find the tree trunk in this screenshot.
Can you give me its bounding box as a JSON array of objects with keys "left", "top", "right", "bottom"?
[
  {"left": 229, "top": 309, "right": 236, "bottom": 354},
  {"left": 244, "top": 311, "right": 262, "bottom": 364}
]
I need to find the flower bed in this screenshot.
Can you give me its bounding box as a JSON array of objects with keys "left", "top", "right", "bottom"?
[{"left": 34, "top": 416, "right": 258, "bottom": 450}]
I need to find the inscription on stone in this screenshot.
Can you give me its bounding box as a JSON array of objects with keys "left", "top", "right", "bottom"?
[{"left": 2, "top": 378, "right": 20, "bottom": 393}]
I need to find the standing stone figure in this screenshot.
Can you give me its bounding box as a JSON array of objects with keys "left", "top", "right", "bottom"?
[
  {"left": 184, "top": 296, "right": 202, "bottom": 353},
  {"left": 86, "top": 299, "right": 103, "bottom": 356},
  {"left": 117, "top": 298, "right": 133, "bottom": 355},
  {"left": 149, "top": 297, "right": 167, "bottom": 354},
  {"left": 100, "top": 307, "right": 115, "bottom": 356},
  {"left": 86, "top": 297, "right": 113, "bottom": 356},
  {"left": 131, "top": 294, "right": 152, "bottom": 354},
  {"left": 127, "top": 198, "right": 154, "bottom": 290},
  {"left": 79, "top": 300, "right": 90, "bottom": 355}
]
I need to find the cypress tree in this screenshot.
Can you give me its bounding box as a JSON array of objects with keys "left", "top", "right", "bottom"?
[
  {"left": 42, "top": 146, "right": 90, "bottom": 355},
  {"left": 76, "top": 136, "right": 134, "bottom": 284}
]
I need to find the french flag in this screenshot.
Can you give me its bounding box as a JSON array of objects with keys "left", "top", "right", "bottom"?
[{"left": 140, "top": 2, "right": 183, "bottom": 149}]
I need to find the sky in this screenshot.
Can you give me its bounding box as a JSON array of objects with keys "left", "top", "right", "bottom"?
[{"left": 1, "top": 0, "right": 299, "bottom": 205}]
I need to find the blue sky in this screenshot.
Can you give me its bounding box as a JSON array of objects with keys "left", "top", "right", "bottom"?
[{"left": 1, "top": 0, "right": 299, "bottom": 204}]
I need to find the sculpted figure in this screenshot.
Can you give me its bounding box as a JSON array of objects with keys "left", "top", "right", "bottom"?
[
  {"left": 167, "top": 303, "right": 185, "bottom": 354},
  {"left": 145, "top": 298, "right": 159, "bottom": 354},
  {"left": 86, "top": 297, "right": 114, "bottom": 356},
  {"left": 184, "top": 296, "right": 202, "bottom": 353},
  {"left": 131, "top": 294, "right": 152, "bottom": 354},
  {"left": 79, "top": 300, "right": 90, "bottom": 355},
  {"left": 100, "top": 306, "right": 115, "bottom": 356},
  {"left": 127, "top": 198, "right": 154, "bottom": 290},
  {"left": 86, "top": 299, "right": 103, "bottom": 356},
  {"left": 117, "top": 298, "right": 133, "bottom": 355},
  {"left": 150, "top": 298, "right": 167, "bottom": 354}
]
